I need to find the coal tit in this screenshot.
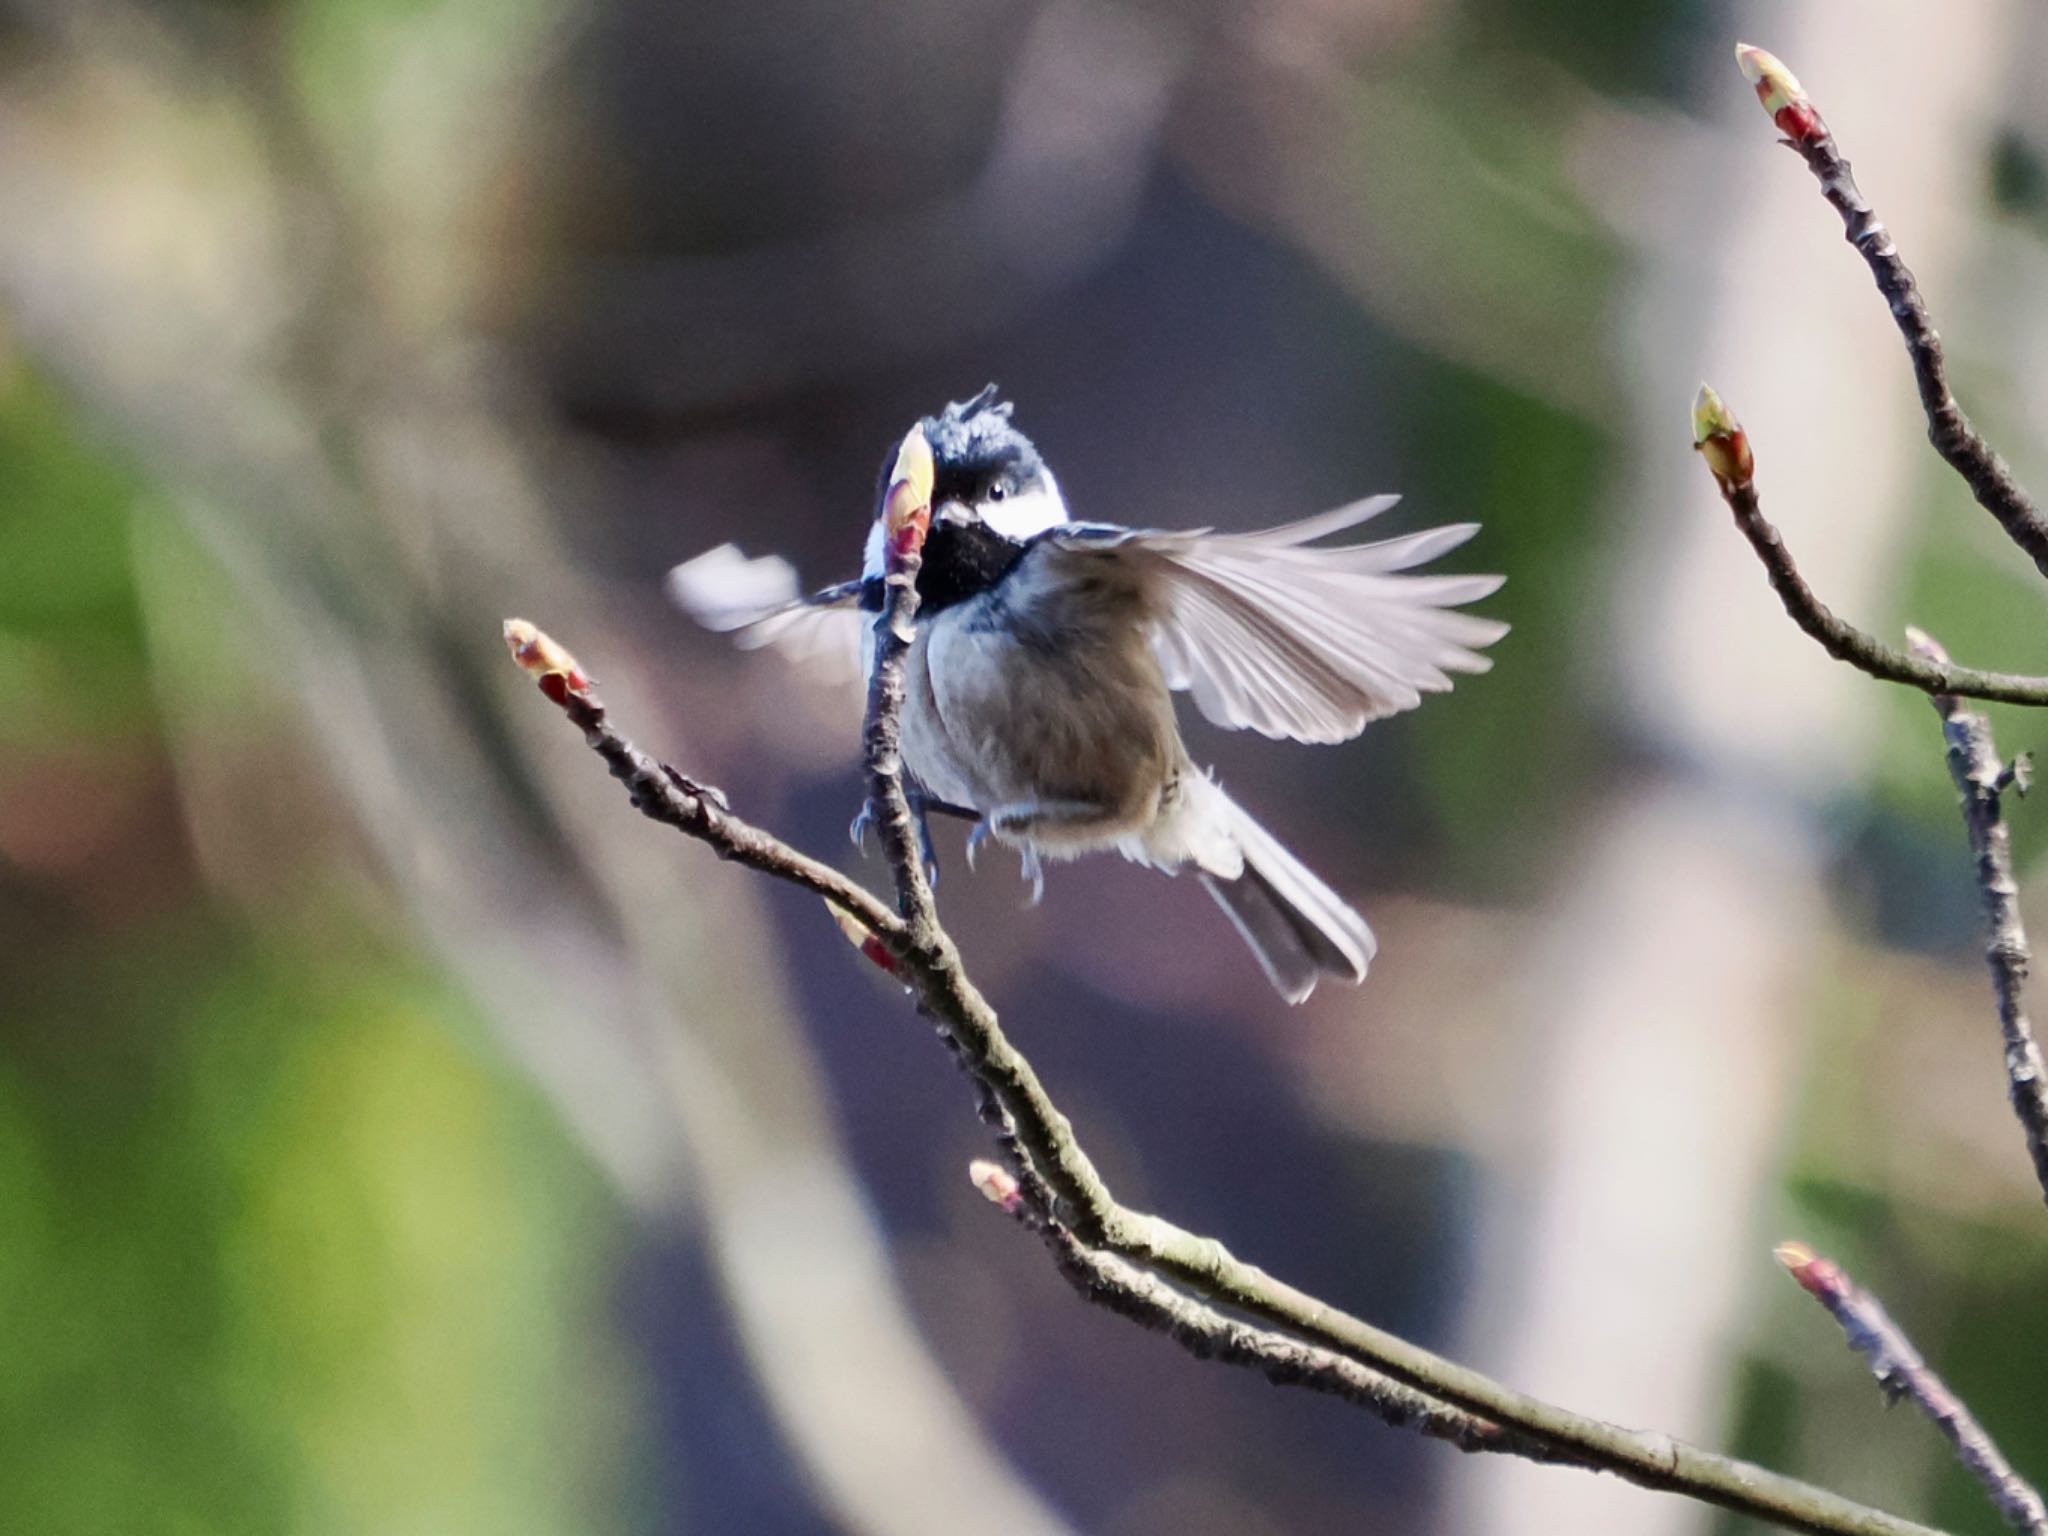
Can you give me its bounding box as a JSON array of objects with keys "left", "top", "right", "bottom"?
[{"left": 670, "top": 387, "right": 1506, "bottom": 1002}]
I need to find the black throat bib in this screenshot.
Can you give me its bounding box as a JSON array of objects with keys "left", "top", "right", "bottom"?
[
  {"left": 913, "top": 519, "right": 1030, "bottom": 614},
  {"left": 857, "top": 518, "right": 1033, "bottom": 616}
]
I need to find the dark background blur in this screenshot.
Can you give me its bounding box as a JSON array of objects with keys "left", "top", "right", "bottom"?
[{"left": 6, "top": 1, "right": 2048, "bottom": 1533}]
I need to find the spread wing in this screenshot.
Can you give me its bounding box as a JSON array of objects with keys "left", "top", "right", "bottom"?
[
  {"left": 666, "top": 544, "right": 869, "bottom": 689},
  {"left": 1037, "top": 495, "right": 1506, "bottom": 743}
]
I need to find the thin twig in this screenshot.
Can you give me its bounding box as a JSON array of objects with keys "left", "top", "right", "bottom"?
[
  {"left": 1690, "top": 388, "right": 2048, "bottom": 707},
  {"left": 1734, "top": 44, "right": 2048, "bottom": 579},
  {"left": 964, "top": 1162, "right": 1573, "bottom": 1465},
  {"left": 505, "top": 614, "right": 1954, "bottom": 1536},
  {"left": 509, "top": 619, "right": 1535, "bottom": 1457},
  {"left": 1907, "top": 630, "right": 2048, "bottom": 1208},
  {"left": 1719, "top": 465, "right": 2048, "bottom": 705},
  {"left": 502, "top": 621, "right": 908, "bottom": 946},
  {"left": 1778, "top": 1244, "right": 2048, "bottom": 1536},
  {"left": 862, "top": 548, "right": 943, "bottom": 935},
  {"left": 1711, "top": 57, "right": 2048, "bottom": 1196}
]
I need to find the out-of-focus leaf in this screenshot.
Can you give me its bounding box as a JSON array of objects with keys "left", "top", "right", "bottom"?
[
  {"left": 0, "top": 923, "right": 647, "bottom": 1536},
  {"left": 0, "top": 365, "right": 152, "bottom": 743},
  {"left": 1393, "top": 353, "right": 1608, "bottom": 888}
]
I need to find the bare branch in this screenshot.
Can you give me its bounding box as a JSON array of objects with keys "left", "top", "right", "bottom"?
[
  {"left": 1690, "top": 388, "right": 2048, "bottom": 707},
  {"left": 505, "top": 605, "right": 1955, "bottom": 1536},
  {"left": 1706, "top": 53, "right": 2048, "bottom": 1200},
  {"left": 961, "top": 1157, "right": 1566, "bottom": 1464},
  {"left": 1736, "top": 44, "right": 2048, "bottom": 578},
  {"left": 502, "top": 620, "right": 908, "bottom": 946},
  {"left": 508, "top": 620, "right": 1538, "bottom": 1459},
  {"left": 1906, "top": 630, "right": 2048, "bottom": 1208},
  {"left": 1778, "top": 1243, "right": 2048, "bottom": 1536}
]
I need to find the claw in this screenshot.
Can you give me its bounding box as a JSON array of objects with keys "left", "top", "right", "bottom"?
[
  {"left": 851, "top": 795, "right": 943, "bottom": 884},
  {"left": 905, "top": 792, "right": 942, "bottom": 890},
  {"left": 1019, "top": 845, "right": 1045, "bottom": 907},
  {"left": 963, "top": 813, "right": 1041, "bottom": 900}
]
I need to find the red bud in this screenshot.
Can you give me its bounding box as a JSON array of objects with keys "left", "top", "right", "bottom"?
[
  {"left": 882, "top": 426, "right": 934, "bottom": 561},
  {"left": 504, "top": 619, "right": 594, "bottom": 694},
  {"left": 827, "top": 902, "right": 904, "bottom": 978},
  {"left": 1736, "top": 44, "right": 1825, "bottom": 144},
  {"left": 1692, "top": 384, "right": 1755, "bottom": 491},
  {"left": 1774, "top": 1240, "right": 1847, "bottom": 1300},
  {"left": 969, "top": 1159, "right": 1024, "bottom": 1214}
]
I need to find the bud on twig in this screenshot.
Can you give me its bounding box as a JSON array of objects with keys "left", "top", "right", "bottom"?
[
  {"left": 883, "top": 425, "right": 935, "bottom": 561},
  {"left": 1902, "top": 625, "right": 1949, "bottom": 667},
  {"left": 1735, "top": 43, "right": 1824, "bottom": 144},
  {"left": 1773, "top": 1241, "right": 1845, "bottom": 1301},
  {"left": 1692, "top": 384, "right": 1755, "bottom": 492},
  {"left": 969, "top": 1158, "right": 1025, "bottom": 1215},
  {"left": 827, "top": 901, "right": 905, "bottom": 979},
  {"left": 504, "top": 618, "right": 594, "bottom": 704},
  {"left": 1776, "top": 1240, "right": 2048, "bottom": 1529}
]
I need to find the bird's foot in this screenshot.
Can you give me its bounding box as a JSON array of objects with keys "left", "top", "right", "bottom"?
[
  {"left": 1018, "top": 844, "right": 1045, "bottom": 907},
  {"left": 850, "top": 795, "right": 944, "bottom": 887},
  {"left": 908, "top": 794, "right": 942, "bottom": 890},
  {"left": 981, "top": 798, "right": 1120, "bottom": 905},
  {"left": 968, "top": 812, "right": 1047, "bottom": 904}
]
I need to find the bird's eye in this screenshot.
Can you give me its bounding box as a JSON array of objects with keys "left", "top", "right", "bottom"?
[{"left": 986, "top": 482, "right": 1009, "bottom": 502}]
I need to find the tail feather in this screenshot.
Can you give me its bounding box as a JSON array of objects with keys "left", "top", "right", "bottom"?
[{"left": 1198, "top": 796, "right": 1375, "bottom": 1004}]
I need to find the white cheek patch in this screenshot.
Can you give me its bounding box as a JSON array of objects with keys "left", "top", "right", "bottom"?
[{"left": 981, "top": 471, "right": 1070, "bottom": 540}]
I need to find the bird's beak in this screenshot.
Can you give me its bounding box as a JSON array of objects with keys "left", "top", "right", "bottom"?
[{"left": 882, "top": 426, "right": 935, "bottom": 560}]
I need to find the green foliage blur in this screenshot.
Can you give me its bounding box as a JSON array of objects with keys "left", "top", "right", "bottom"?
[{"left": 0, "top": 360, "right": 643, "bottom": 1536}]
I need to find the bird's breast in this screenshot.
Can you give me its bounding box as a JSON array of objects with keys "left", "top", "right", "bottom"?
[{"left": 907, "top": 584, "right": 1182, "bottom": 824}]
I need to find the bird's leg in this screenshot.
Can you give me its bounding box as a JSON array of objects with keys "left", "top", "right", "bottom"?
[
  {"left": 979, "top": 798, "right": 1120, "bottom": 906},
  {"left": 968, "top": 814, "right": 1048, "bottom": 902},
  {"left": 986, "top": 798, "right": 1119, "bottom": 840},
  {"left": 853, "top": 788, "right": 977, "bottom": 886},
  {"left": 906, "top": 787, "right": 945, "bottom": 889}
]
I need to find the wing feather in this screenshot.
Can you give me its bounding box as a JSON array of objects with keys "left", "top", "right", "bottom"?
[
  {"left": 667, "top": 544, "right": 868, "bottom": 689},
  {"left": 1040, "top": 497, "right": 1507, "bottom": 743}
]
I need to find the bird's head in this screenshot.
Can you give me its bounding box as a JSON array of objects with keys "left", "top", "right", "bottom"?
[{"left": 864, "top": 386, "right": 1070, "bottom": 578}]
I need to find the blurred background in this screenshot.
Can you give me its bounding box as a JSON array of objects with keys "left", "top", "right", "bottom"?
[{"left": 6, "top": 0, "right": 2048, "bottom": 1532}]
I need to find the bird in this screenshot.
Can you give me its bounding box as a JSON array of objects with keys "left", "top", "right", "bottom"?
[{"left": 668, "top": 386, "right": 1506, "bottom": 1002}]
